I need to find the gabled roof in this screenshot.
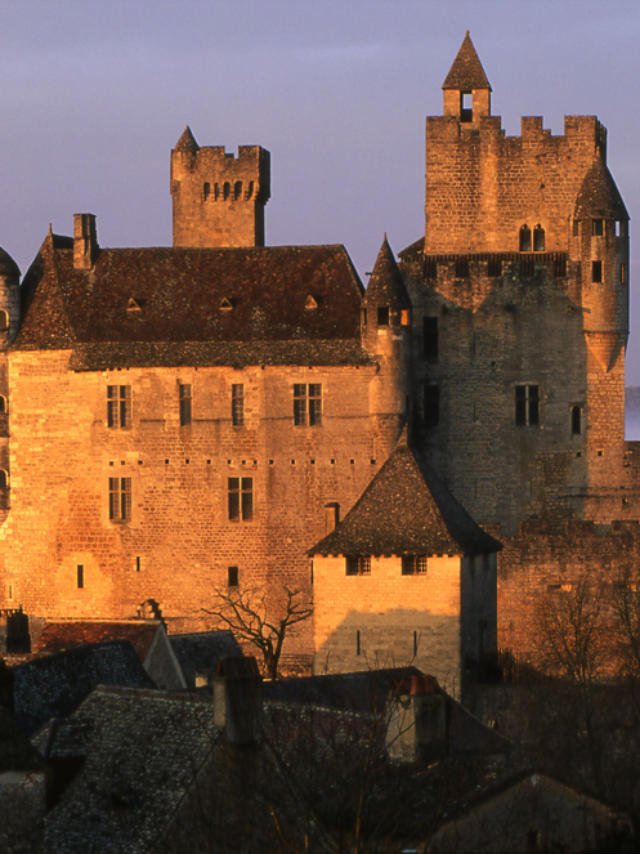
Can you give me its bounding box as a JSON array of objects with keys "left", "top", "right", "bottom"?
[
  {"left": 442, "top": 31, "right": 492, "bottom": 92},
  {"left": 574, "top": 156, "right": 629, "bottom": 220},
  {"left": 310, "top": 440, "right": 501, "bottom": 557},
  {"left": 36, "top": 620, "right": 162, "bottom": 663},
  {"left": 15, "top": 237, "right": 369, "bottom": 369},
  {"left": 169, "top": 630, "right": 242, "bottom": 688},
  {"left": 364, "top": 236, "right": 411, "bottom": 310}
]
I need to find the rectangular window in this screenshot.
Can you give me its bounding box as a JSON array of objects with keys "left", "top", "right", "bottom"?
[
  {"left": 424, "top": 384, "right": 440, "bottom": 427},
  {"left": 592, "top": 260, "right": 602, "bottom": 283},
  {"left": 346, "top": 556, "right": 371, "bottom": 576},
  {"left": 401, "top": 555, "right": 428, "bottom": 575},
  {"left": 77, "top": 564, "right": 84, "bottom": 589},
  {"left": 109, "top": 477, "right": 131, "bottom": 521},
  {"left": 592, "top": 218, "right": 604, "bottom": 236},
  {"left": 107, "top": 385, "right": 132, "bottom": 429},
  {"left": 228, "top": 477, "right": 253, "bottom": 521},
  {"left": 515, "top": 384, "right": 539, "bottom": 426},
  {"left": 231, "top": 384, "right": 244, "bottom": 427},
  {"left": 377, "top": 305, "right": 390, "bottom": 326},
  {"left": 179, "top": 384, "right": 192, "bottom": 426},
  {"left": 423, "top": 317, "right": 438, "bottom": 360},
  {"left": 227, "top": 566, "right": 239, "bottom": 587},
  {"left": 293, "top": 384, "right": 322, "bottom": 426}
]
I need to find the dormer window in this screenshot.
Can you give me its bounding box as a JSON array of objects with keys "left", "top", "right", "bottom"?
[
  {"left": 127, "top": 298, "right": 144, "bottom": 313},
  {"left": 219, "top": 297, "right": 234, "bottom": 311},
  {"left": 305, "top": 294, "right": 319, "bottom": 310}
]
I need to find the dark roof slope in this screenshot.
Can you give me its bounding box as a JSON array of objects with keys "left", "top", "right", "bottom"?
[
  {"left": 0, "top": 705, "right": 44, "bottom": 772},
  {"left": 15, "top": 236, "right": 368, "bottom": 369},
  {"left": 173, "top": 125, "right": 199, "bottom": 153},
  {"left": 0, "top": 247, "right": 19, "bottom": 278},
  {"left": 364, "top": 236, "right": 411, "bottom": 310},
  {"left": 574, "top": 156, "right": 629, "bottom": 220},
  {"left": 169, "top": 630, "right": 242, "bottom": 688},
  {"left": 36, "top": 620, "right": 162, "bottom": 663},
  {"left": 310, "top": 440, "right": 501, "bottom": 557},
  {"left": 442, "top": 31, "right": 492, "bottom": 91}
]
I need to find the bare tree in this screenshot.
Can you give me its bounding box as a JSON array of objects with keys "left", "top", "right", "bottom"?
[{"left": 204, "top": 585, "right": 312, "bottom": 680}]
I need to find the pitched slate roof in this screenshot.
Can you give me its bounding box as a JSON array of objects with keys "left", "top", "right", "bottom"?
[
  {"left": 36, "top": 620, "right": 162, "bottom": 663},
  {"left": 169, "top": 630, "right": 242, "bottom": 689},
  {"left": 574, "top": 156, "right": 629, "bottom": 220},
  {"left": 15, "top": 234, "right": 369, "bottom": 370},
  {"left": 442, "top": 31, "right": 492, "bottom": 91},
  {"left": 364, "top": 236, "right": 411, "bottom": 310},
  {"left": 310, "top": 440, "right": 501, "bottom": 557},
  {"left": 33, "top": 685, "right": 217, "bottom": 854},
  {"left": 0, "top": 705, "right": 44, "bottom": 773}
]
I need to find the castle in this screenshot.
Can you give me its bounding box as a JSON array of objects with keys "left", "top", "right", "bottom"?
[{"left": 0, "top": 33, "right": 635, "bottom": 678}]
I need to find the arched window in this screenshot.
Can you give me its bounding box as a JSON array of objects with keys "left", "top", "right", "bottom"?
[
  {"left": 234, "top": 181, "right": 242, "bottom": 200},
  {"left": 571, "top": 406, "right": 581, "bottom": 436},
  {"left": 519, "top": 225, "right": 531, "bottom": 252},
  {"left": 203, "top": 182, "right": 210, "bottom": 201},
  {"left": 223, "top": 182, "right": 231, "bottom": 200},
  {"left": 214, "top": 183, "right": 220, "bottom": 200},
  {"left": 247, "top": 180, "right": 254, "bottom": 199},
  {"left": 533, "top": 225, "right": 545, "bottom": 252},
  {"left": 0, "top": 470, "right": 9, "bottom": 489},
  {"left": 0, "top": 396, "right": 7, "bottom": 415}
]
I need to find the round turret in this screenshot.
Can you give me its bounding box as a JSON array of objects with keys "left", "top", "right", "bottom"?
[{"left": 0, "top": 247, "right": 20, "bottom": 349}]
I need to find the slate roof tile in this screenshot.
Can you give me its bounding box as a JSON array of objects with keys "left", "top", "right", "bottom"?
[{"left": 442, "top": 31, "right": 492, "bottom": 92}]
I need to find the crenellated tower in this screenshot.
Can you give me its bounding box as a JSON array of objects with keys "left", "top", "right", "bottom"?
[{"left": 170, "top": 126, "right": 270, "bottom": 248}]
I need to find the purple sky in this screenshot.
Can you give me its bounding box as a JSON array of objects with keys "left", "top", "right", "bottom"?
[{"left": 2, "top": 1, "right": 640, "bottom": 378}]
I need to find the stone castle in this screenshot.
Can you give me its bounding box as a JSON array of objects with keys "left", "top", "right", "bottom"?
[{"left": 0, "top": 33, "right": 636, "bottom": 678}]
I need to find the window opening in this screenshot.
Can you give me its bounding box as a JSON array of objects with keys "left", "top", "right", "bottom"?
[
  {"left": 109, "top": 477, "right": 132, "bottom": 521},
  {"left": 232, "top": 384, "right": 244, "bottom": 427},
  {"left": 460, "top": 91, "right": 472, "bottom": 122},
  {"left": 592, "top": 260, "right": 602, "bottom": 283},
  {"left": 592, "top": 218, "right": 603, "bottom": 236},
  {"left": 293, "top": 384, "right": 322, "bottom": 426},
  {"left": 423, "top": 317, "right": 438, "bottom": 360},
  {"left": 77, "top": 564, "right": 84, "bottom": 589},
  {"left": 346, "top": 556, "right": 371, "bottom": 576},
  {"left": 533, "top": 225, "right": 545, "bottom": 252},
  {"left": 519, "top": 225, "right": 531, "bottom": 252},
  {"left": 0, "top": 311, "right": 9, "bottom": 331},
  {"left": 377, "top": 305, "right": 390, "bottom": 326},
  {"left": 234, "top": 181, "right": 242, "bottom": 200},
  {"left": 136, "top": 556, "right": 141, "bottom": 573},
  {"left": 356, "top": 630, "right": 361, "bottom": 656},
  {"left": 203, "top": 182, "right": 210, "bottom": 201},
  {"left": 228, "top": 566, "right": 239, "bottom": 587},
  {"left": 0, "top": 470, "right": 9, "bottom": 489},
  {"left": 223, "top": 182, "right": 230, "bottom": 200},
  {"left": 515, "top": 384, "right": 539, "bottom": 426},
  {"left": 228, "top": 477, "right": 253, "bottom": 521},
  {"left": 413, "top": 630, "right": 418, "bottom": 657},
  {"left": 402, "top": 555, "right": 428, "bottom": 575},
  {"left": 620, "top": 263, "right": 626, "bottom": 285},
  {"left": 179, "top": 383, "right": 192, "bottom": 426},
  {"left": 571, "top": 406, "right": 582, "bottom": 436},
  {"left": 424, "top": 384, "right": 440, "bottom": 427},
  {"left": 0, "top": 396, "right": 7, "bottom": 415},
  {"left": 107, "top": 385, "right": 132, "bottom": 429}
]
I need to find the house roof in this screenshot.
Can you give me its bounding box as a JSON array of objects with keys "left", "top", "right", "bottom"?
[
  {"left": 309, "top": 440, "right": 501, "bottom": 557},
  {"left": 36, "top": 620, "right": 162, "bottom": 663},
  {"left": 169, "top": 630, "right": 242, "bottom": 688},
  {"left": 33, "top": 685, "right": 217, "bottom": 854},
  {"left": 442, "top": 31, "right": 492, "bottom": 92},
  {"left": 15, "top": 234, "right": 369, "bottom": 370},
  {"left": 574, "top": 156, "right": 629, "bottom": 221},
  {"left": 13, "top": 641, "right": 154, "bottom": 735},
  {"left": 364, "top": 236, "right": 411, "bottom": 310}
]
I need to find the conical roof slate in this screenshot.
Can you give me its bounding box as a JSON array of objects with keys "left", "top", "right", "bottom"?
[
  {"left": 574, "top": 157, "right": 628, "bottom": 220},
  {"left": 364, "top": 236, "right": 411, "bottom": 310},
  {"left": 443, "top": 31, "right": 492, "bottom": 91},
  {"left": 174, "top": 125, "right": 199, "bottom": 153},
  {"left": 309, "top": 441, "right": 501, "bottom": 557}
]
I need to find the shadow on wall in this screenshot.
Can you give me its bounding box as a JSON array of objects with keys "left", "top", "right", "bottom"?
[{"left": 313, "top": 609, "right": 463, "bottom": 699}]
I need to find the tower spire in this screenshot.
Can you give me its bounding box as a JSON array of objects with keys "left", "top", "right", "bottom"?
[{"left": 442, "top": 32, "right": 491, "bottom": 121}]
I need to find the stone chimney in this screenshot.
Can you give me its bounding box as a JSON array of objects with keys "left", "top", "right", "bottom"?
[
  {"left": 213, "top": 656, "right": 263, "bottom": 745},
  {"left": 386, "top": 673, "right": 446, "bottom": 763},
  {"left": 73, "top": 213, "right": 98, "bottom": 270}
]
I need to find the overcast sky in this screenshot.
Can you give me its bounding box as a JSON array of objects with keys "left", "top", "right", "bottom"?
[{"left": 2, "top": 0, "right": 640, "bottom": 382}]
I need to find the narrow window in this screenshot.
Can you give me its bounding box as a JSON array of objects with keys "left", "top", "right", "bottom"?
[
  {"left": 455, "top": 257, "right": 469, "bottom": 278},
  {"left": 377, "top": 305, "right": 390, "bottom": 326},
  {"left": 8, "top": 584, "right": 12, "bottom": 601},
  {"left": 620, "top": 263, "right": 626, "bottom": 285},
  {"left": 592, "top": 260, "right": 602, "bottom": 283},
  {"left": 0, "top": 470, "right": 7, "bottom": 489},
  {"left": 423, "top": 317, "right": 438, "bottom": 360},
  {"left": 572, "top": 219, "right": 579, "bottom": 237},
  {"left": 247, "top": 180, "right": 254, "bottom": 199},
  {"left": 109, "top": 477, "right": 132, "bottom": 521},
  {"left": 346, "top": 556, "right": 371, "bottom": 576},
  {"left": 223, "top": 182, "right": 230, "bottom": 200},
  {"left": 515, "top": 385, "right": 539, "bottom": 426},
  {"left": 0, "top": 396, "right": 7, "bottom": 415},
  {"left": 214, "top": 183, "right": 220, "bottom": 200},
  {"left": 0, "top": 311, "right": 8, "bottom": 331},
  {"left": 571, "top": 405, "right": 582, "bottom": 436},
  {"left": 179, "top": 383, "right": 192, "bottom": 426},
  {"left": 487, "top": 257, "right": 502, "bottom": 277},
  {"left": 293, "top": 384, "right": 322, "bottom": 426},
  {"left": 533, "top": 225, "right": 545, "bottom": 252},
  {"left": 136, "top": 556, "right": 141, "bottom": 572},
  {"left": 228, "top": 566, "right": 239, "bottom": 587},
  {"left": 76, "top": 565, "right": 84, "bottom": 589},
  {"left": 231, "top": 384, "right": 244, "bottom": 427},
  {"left": 107, "top": 385, "right": 132, "bottom": 429},
  {"left": 519, "top": 225, "right": 531, "bottom": 252},
  {"left": 424, "top": 384, "right": 440, "bottom": 427},
  {"left": 234, "top": 181, "right": 242, "bottom": 200},
  {"left": 460, "top": 91, "right": 472, "bottom": 122},
  {"left": 203, "top": 182, "right": 210, "bottom": 201},
  {"left": 592, "top": 218, "right": 603, "bottom": 236},
  {"left": 356, "top": 630, "right": 361, "bottom": 656},
  {"left": 413, "top": 631, "right": 418, "bottom": 657},
  {"left": 228, "top": 477, "right": 252, "bottom": 521}
]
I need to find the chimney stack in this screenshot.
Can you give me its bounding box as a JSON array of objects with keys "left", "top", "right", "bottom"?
[
  {"left": 213, "top": 656, "right": 263, "bottom": 745},
  {"left": 73, "top": 214, "right": 98, "bottom": 270}
]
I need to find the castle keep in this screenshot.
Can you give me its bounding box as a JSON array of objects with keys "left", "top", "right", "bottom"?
[{"left": 0, "top": 34, "right": 635, "bottom": 677}]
